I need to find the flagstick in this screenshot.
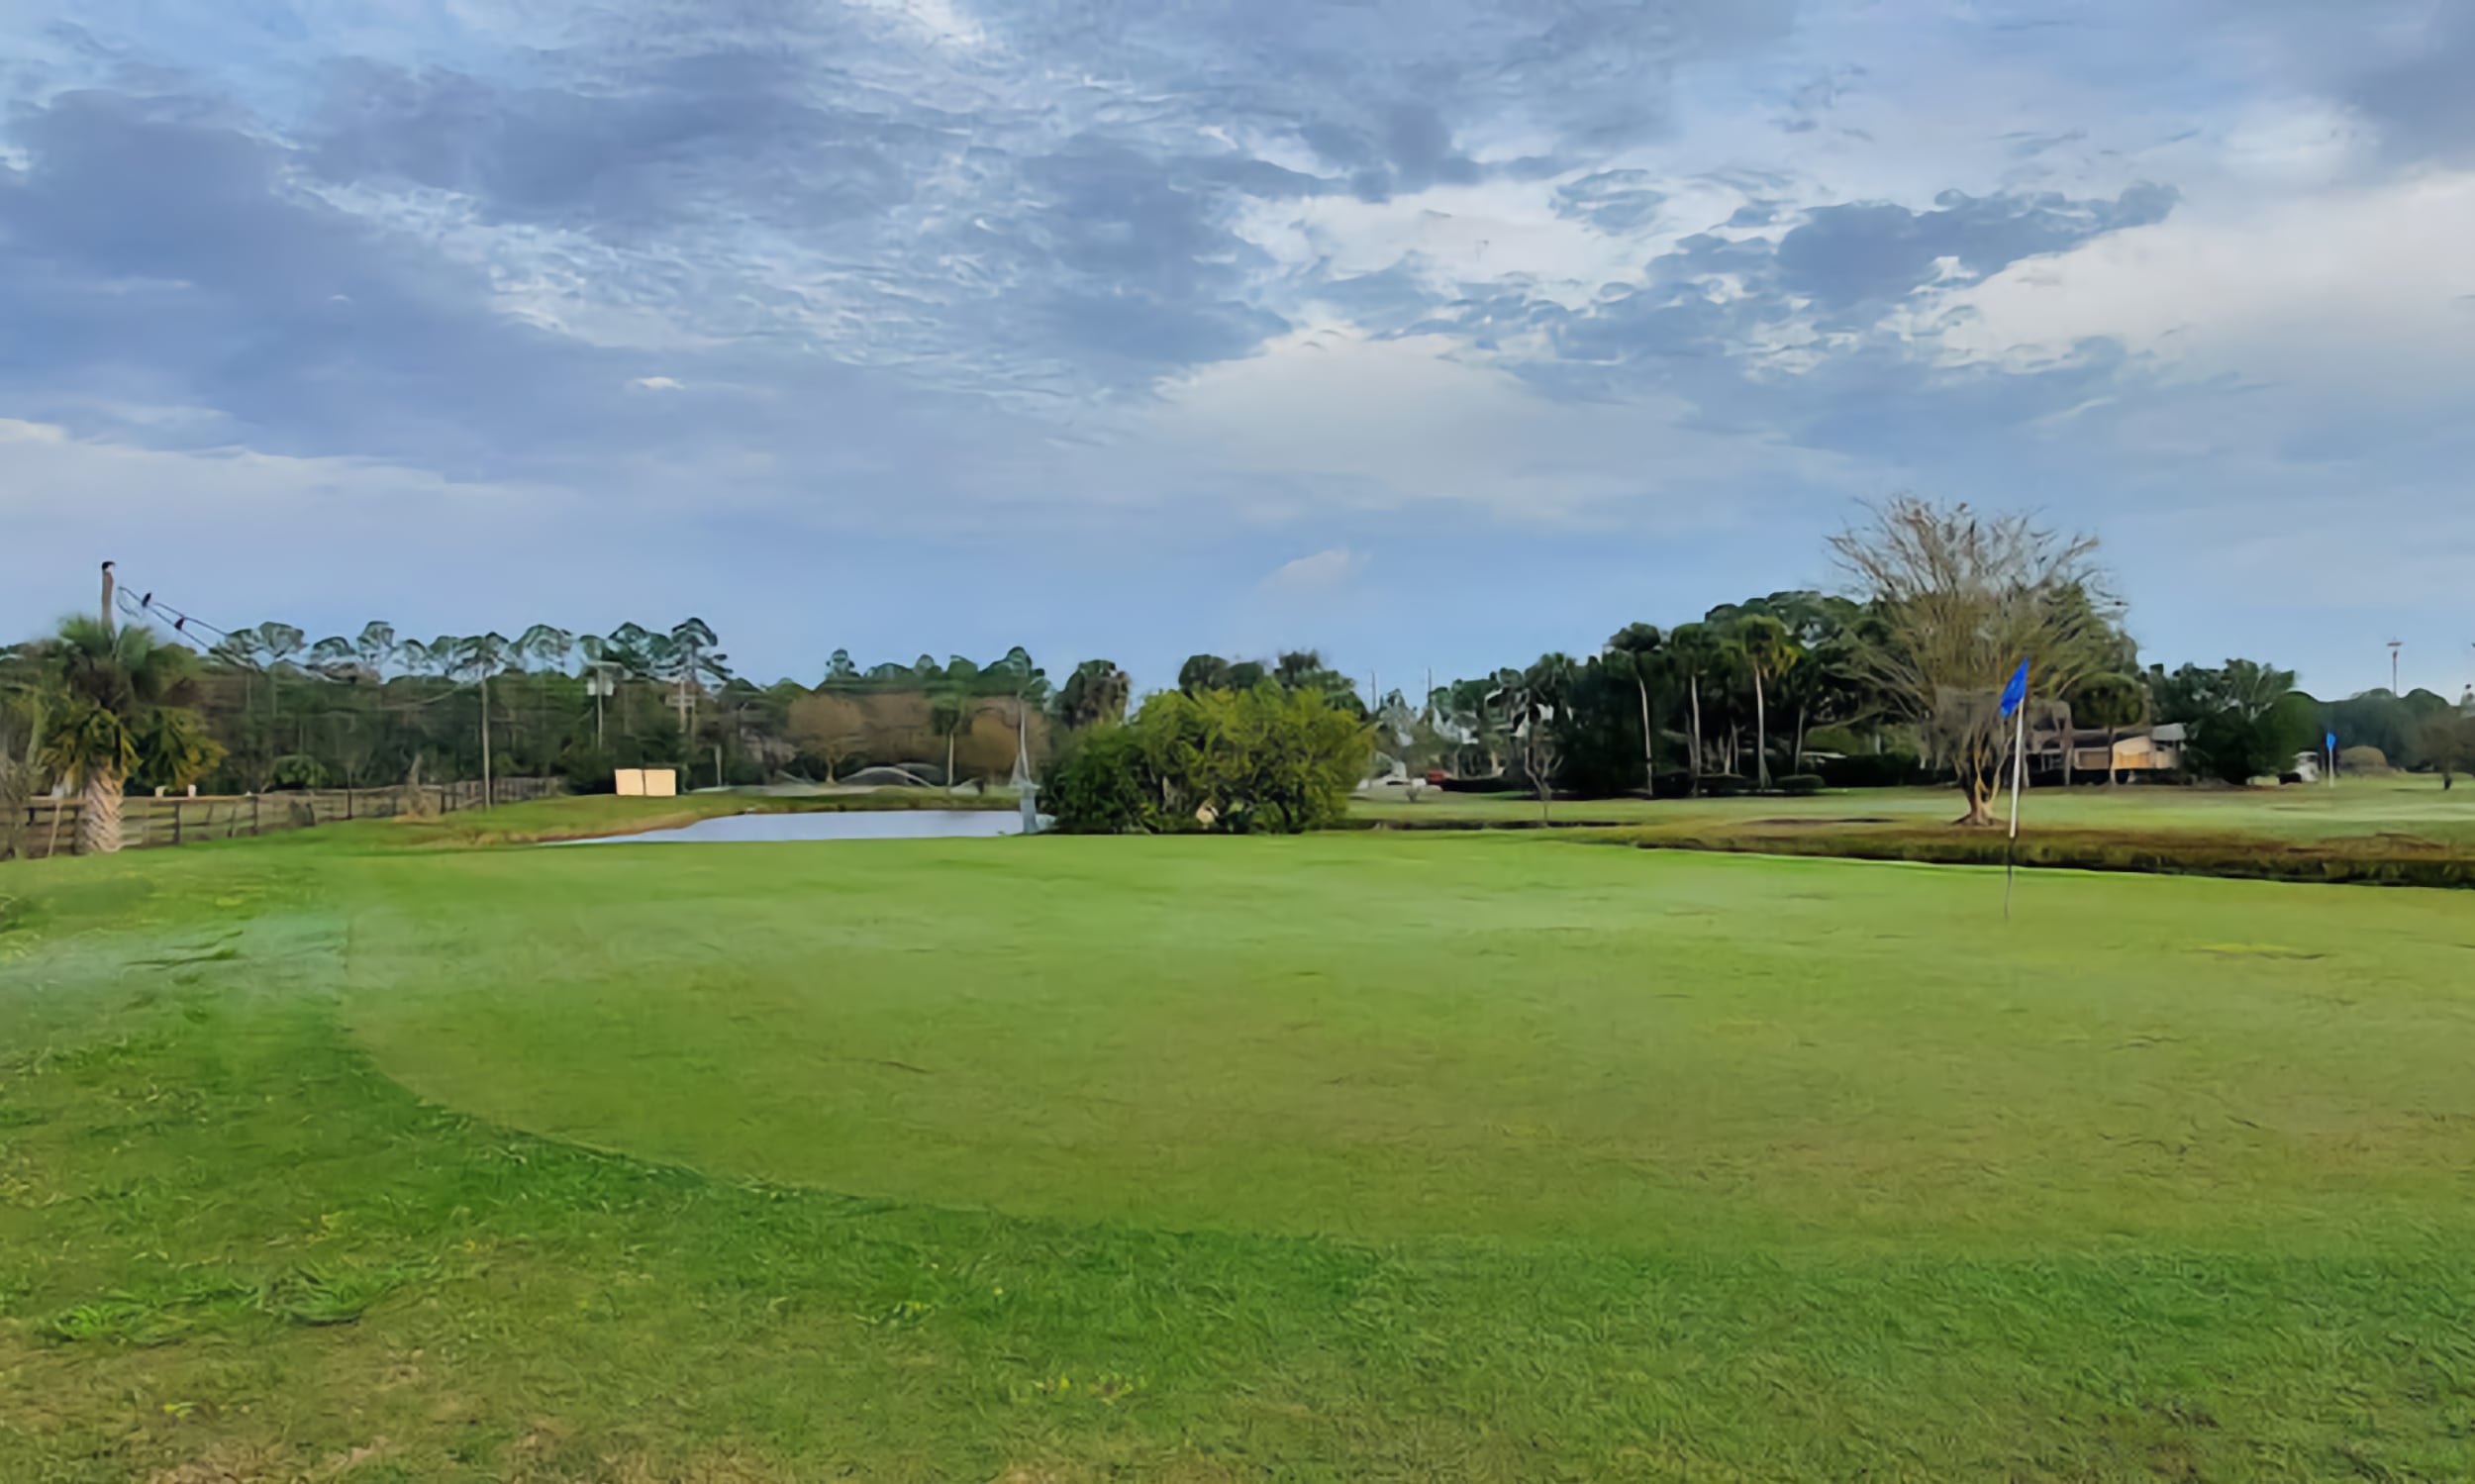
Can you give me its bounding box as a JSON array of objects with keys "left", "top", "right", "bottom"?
[{"left": 2004, "top": 700, "right": 2028, "bottom": 920}]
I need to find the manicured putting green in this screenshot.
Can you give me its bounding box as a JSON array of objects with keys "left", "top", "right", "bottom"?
[{"left": 342, "top": 834, "right": 2475, "bottom": 1250}]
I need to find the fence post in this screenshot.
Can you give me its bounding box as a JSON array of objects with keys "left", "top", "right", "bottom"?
[{"left": 252, "top": 793, "right": 261, "bottom": 837}]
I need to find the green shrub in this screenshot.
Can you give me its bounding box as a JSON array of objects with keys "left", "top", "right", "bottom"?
[
  {"left": 1043, "top": 725, "right": 1165, "bottom": 835},
  {"left": 1779, "top": 774, "right": 1826, "bottom": 796},
  {"left": 268, "top": 753, "right": 330, "bottom": 790},
  {"left": 1045, "top": 683, "right": 1373, "bottom": 836}
]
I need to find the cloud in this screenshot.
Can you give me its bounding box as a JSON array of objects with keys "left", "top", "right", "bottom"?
[
  {"left": 7, "top": 0, "right": 2475, "bottom": 702},
  {"left": 0, "top": 89, "right": 639, "bottom": 467},
  {"left": 0, "top": 419, "right": 594, "bottom": 627},
  {"left": 1920, "top": 171, "right": 2475, "bottom": 405},
  {"left": 1553, "top": 168, "right": 1669, "bottom": 234},
  {"left": 1142, "top": 328, "right": 1856, "bottom": 522},
  {"left": 1264, "top": 548, "right": 1365, "bottom": 593},
  {"left": 1774, "top": 183, "right": 2179, "bottom": 314}
]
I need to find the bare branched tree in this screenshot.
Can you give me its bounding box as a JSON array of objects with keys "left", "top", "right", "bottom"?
[{"left": 1831, "top": 498, "right": 2120, "bottom": 826}]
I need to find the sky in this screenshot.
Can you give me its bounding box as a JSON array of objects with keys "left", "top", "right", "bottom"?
[{"left": 3, "top": 0, "right": 2471, "bottom": 701}]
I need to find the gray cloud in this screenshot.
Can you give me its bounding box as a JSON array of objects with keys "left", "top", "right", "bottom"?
[
  {"left": 1774, "top": 183, "right": 2178, "bottom": 314},
  {"left": 2341, "top": 5, "right": 2475, "bottom": 163},
  {"left": 0, "top": 89, "right": 618, "bottom": 467},
  {"left": 1553, "top": 168, "right": 1667, "bottom": 233},
  {"left": 1000, "top": 0, "right": 1793, "bottom": 198},
  {"left": 1389, "top": 180, "right": 2173, "bottom": 453},
  {"left": 1012, "top": 140, "right": 1289, "bottom": 369},
  {"left": 0, "top": 85, "right": 1053, "bottom": 502},
  {"left": 305, "top": 53, "right": 945, "bottom": 240}
]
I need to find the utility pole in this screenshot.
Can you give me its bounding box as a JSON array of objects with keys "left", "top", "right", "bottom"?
[
  {"left": 589, "top": 663, "right": 612, "bottom": 751},
  {"left": 2389, "top": 641, "right": 2404, "bottom": 696},
  {"left": 479, "top": 661, "right": 493, "bottom": 808},
  {"left": 100, "top": 560, "right": 116, "bottom": 636}
]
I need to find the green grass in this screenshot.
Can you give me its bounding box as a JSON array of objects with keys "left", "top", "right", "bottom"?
[
  {"left": 7, "top": 821, "right": 2475, "bottom": 1479},
  {"left": 1356, "top": 776, "right": 2475, "bottom": 842},
  {"left": 1356, "top": 778, "right": 2475, "bottom": 887}
]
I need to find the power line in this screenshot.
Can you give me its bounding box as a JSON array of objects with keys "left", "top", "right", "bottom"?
[{"left": 118, "top": 586, "right": 244, "bottom": 649}]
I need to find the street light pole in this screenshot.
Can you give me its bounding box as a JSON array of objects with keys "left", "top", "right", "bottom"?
[{"left": 2389, "top": 641, "right": 2404, "bottom": 696}]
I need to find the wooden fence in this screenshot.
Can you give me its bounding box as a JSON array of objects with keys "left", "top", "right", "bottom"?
[{"left": 4, "top": 777, "right": 565, "bottom": 860}]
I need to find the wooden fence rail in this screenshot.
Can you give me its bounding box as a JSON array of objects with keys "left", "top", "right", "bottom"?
[{"left": 3, "top": 777, "right": 565, "bottom": 860}]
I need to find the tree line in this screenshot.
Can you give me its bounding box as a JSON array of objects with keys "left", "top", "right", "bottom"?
[
  {"left": 8, "top": 498, "right": 2470, "bottom": 854},
  {"left": 1407, "top": 499, "right": 2473, "bottom": 819}
]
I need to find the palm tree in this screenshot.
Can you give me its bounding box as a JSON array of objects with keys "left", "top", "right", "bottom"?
[
  {"left": 1734, "top": 615, "right": 1803, "bottom": 791},
  {"left": 667, "top": 619, "right": 721, "bottom": 733},
  {"left": 984, "top": 646, "right": 1046, "bottom": 779},
  {"left": 35, "top": 618, "right": 209, "bottom": 855},
  {"left": 930, "top": 689, "right": 973, "bottom": 787},
  {"left": 1605, "top": 623, "right": 1664, "bottom": 795},
  {"left": 422, "top": 635, "right": 463, "bottom": 681},
  {"left": 576, "top": 635, "right": 623, "bottom": 752},
  {"left": 354, "top": 622, "right": 399, "bottom": 679},
  {"left": 606, "top": 623, "right": 658, "bottom": 677},
  {"left": 1665, "top": 623, "right": 1724, "bottom": 794},
  {"left": 1, "top": 649, "right": 49, "bottom": 860},
  {"left": 518, "top": 625, "right": 574, "bottom": 672},
  {"left": 453, "top": 633, "right": 517, "bottom": 805},
  {"left": 930, "top": 657, "right": 983, "bottom": 786},
  {"left": 253, "top": 622, "right": 308, "bottom": 747},
  {"left": 513, "top": 626, "right": 577, "bottom": 770}
]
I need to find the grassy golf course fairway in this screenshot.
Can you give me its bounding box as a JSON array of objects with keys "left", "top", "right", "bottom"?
[{"left": 6, "top": 816, "right": 2475, "bottom": 1479}]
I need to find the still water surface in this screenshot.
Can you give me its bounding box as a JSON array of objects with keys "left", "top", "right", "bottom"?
[{"left": 566, "top": 810, "right": 1023, "bottom": 844}]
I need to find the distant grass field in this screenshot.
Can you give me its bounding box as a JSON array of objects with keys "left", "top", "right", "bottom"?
[
  {"left": 1357, "top": 778, "right": 2475, "bottom": 888},
  {"left": 1355, "top": 776, "right": 2475, "bottom": 842},
  {"left": 7, "top": 821, "right": 2475, "bottom": 1478}
]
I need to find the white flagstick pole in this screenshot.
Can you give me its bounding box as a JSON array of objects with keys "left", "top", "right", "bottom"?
[{"left": 2004, "top": 696, "right": 2028, "bottom": 920}]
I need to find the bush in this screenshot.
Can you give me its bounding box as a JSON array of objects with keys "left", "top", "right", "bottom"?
[
  {"left": 1044, "top": 683, "right": 1373, "bottom": 835},
  {"left": 1817, "top": 750, "right": 1925, "bottom": 788},
  {"left": 1699, "top": 774, "right": 1751, "bottom": 798},
  {"left": 1778, "top": 774, "right": 1826, "bottom": 796},
  {"left": 557, "top": 744, "right": 619, "bottom": 794},
  {"left": 268, "top": 753, "right": 330, "bottom": 790},
  {"left": 2339, "top": 745, "right": 2391, "bottom": 775},
  {"left": 1042, "top": 726, "right": 1163, "bottom": 835}
]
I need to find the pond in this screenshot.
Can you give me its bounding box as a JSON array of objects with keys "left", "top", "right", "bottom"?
[{"left": 563, "top": 810, "right": 1027, "bottom": 845}]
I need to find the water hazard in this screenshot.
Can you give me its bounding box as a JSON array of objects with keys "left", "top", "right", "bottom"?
[{"left": 563, "top": 810, "right": 1025, "bottom": 844}]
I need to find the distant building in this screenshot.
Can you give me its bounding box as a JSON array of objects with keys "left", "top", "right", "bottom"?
[{"left": 2029, "top": 723, "right": 2186, "bottom": 780}]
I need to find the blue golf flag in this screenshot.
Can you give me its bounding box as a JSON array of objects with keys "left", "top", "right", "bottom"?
[
  {"left": 1998, "top": 658, "right": 2030, "bottom": 718},
  {"left": 2326, "top": 731, "right": 2337, "bottom": 752}
]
